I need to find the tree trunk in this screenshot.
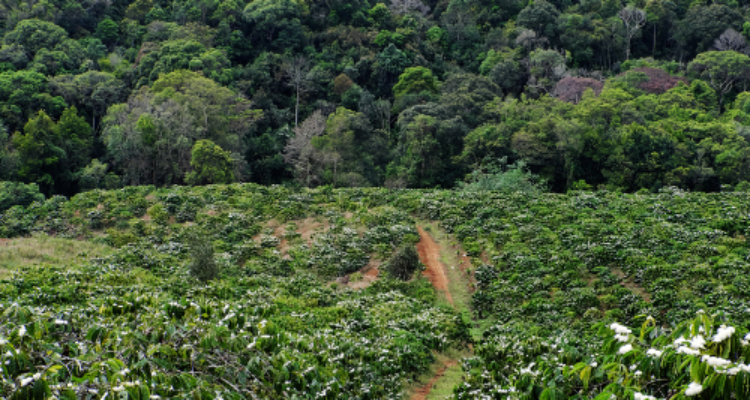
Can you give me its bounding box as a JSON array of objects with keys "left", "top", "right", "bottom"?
[
  {"left": 295, "top": 87, "right": 300, "bottom": 127},
  {"left": 333, "top": 159, "right": 338, "bottom": 188},
  {"left": 306, "top": 158, "right": 311, "bottom": 187},
  {"left": 626, "top": 37, "right": 631, "bottom": 60}
]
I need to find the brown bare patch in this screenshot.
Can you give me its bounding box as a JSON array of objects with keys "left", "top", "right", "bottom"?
[
  {"left": 278, "top": 239, "right": 291, "bottom": 260},
  {"left": 253, "top": 218, "right": 330, "bottom": 257},
  {"left": 265, "top": 219, "right": 281, "bottom": 230},
  {"left": 410, "top": 359, "right": 459, "bottom": 400},
  {"left": 417, "top": 227, "right": 453, "bottom": 305},
  {"left": 295, "top": 218, "right": 329, "bottom": 246},
  {"left": 348, "top": 259, "right": 381, "bottom": 290}
]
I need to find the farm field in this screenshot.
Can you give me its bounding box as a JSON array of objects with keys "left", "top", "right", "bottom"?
[{"left": 1, "top": 184, "right": 750, "bottom": 399}]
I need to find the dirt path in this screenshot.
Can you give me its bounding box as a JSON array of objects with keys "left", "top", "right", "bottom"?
[
  {"left": 416, "top": 227, "right": 453, "bottom": 306},
  {"left": 410, "top": 360, "right": 459, "bottom": 400},
  {"left": 410, "top": 224, "right": 477, "bottom": 400}
]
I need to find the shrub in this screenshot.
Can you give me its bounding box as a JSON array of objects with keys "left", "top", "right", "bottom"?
[
  {"left": 188, "top": 234, "right": 219, "bottom": 282},
  {"left": 460, "top": 158, "right": 546, "bottom": 194},
  {"left": 147, "top": 204, "right": 168, "bottom": 224},
  {"left": 385, "top": 245, "right": 422, "bottom": 280},
  {"left": 0, "top": 181, "right": 44, "bottom": 212},
  {"left": 735, "top": 181, "right": 750, "bottom": 191}
]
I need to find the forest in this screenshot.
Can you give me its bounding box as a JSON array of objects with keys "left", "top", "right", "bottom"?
[
  {"left": 4, "top": 0, "right": 750, "bottom": 398},
  {"left": 2, "top": 0, "right": 750, "bottom": 195}
]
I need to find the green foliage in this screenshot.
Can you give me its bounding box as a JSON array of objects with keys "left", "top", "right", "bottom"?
[
  {"left": 460, "top": 159, "right": 546, "bottom": 194},
  {"left": 385, "top": 245, "right": 422, "bottom": 280},
  {"left": 0, "top": 181, "right": 44, "bottom": 212},
  {"left": 96, "top": 18, "right": 119, "bottom": 47},
  {"left": 2, "top": 19, "right": 68, "bottom": 59},
  {"left": 186, "top": 139, "right": 235, "bottom": 185},
  {"left": 188, "top": 232, "right": 219, "bottom": 282},
  {"left": 103, "top": 70, "right": 260, "bottom": 186},
  {"left": 12, "top": 111, "right": 64, "bottom": 194},
  {"left": 392, "top": 67, "right": 439, "bottom": 100},
  {"left": 0, "top": 185, "right": 468, "bottom": 398},
  {"left": 0, "top": 0, "right": 749, "bottom": 198},
  {"left": 0, "top": 70, "right": 66, "bottom": 131},
  {"left": 688, "top": 51, "right": 750, "bottom": 107}
]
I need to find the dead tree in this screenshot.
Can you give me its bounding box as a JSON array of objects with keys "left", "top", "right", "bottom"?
[{"left": 618, "top": 6, "right": 646, "bottom": 60}]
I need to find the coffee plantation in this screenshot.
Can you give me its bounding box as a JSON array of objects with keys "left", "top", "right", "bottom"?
[{"left": 1, "top": 184, "right": 750, "bottom": 399}]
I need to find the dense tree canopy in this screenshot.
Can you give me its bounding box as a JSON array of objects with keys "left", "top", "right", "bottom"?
[{"left": 0, "top": 0, "right": 748, "bottom": 194}]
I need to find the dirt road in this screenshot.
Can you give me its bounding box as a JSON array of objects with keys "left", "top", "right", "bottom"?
[{"left": 416, "top": 227, "right": 453, "bottom": 306}]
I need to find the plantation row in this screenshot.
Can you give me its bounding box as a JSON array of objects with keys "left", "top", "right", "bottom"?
[
  {"left": 1, "top": 185, "right": 750, "bottom": 398},
  {"left": 0, "top": 184, "right": 469, "bottom": 399},
  {"left": 395, "top": 188, "right": 750, "bottom": 399}
]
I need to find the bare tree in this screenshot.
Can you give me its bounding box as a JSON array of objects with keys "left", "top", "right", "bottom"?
[
  {"left": 284, "top": 56, "right": 311, "bottom": 127},
  {"left": 283, "top": 110, "right": 326, "bottom": 187},
  {"left": 618, "top": 6, "right": 646, "bottom": 60},
  {"left": 389, "top": 0, "right": 430, "bottom": 16},
  {"left": 714, "top": 28, "right": 748, "bottom": 54},
  {"left": 515, "top": 29, "right": 548, "bottom": 49}
]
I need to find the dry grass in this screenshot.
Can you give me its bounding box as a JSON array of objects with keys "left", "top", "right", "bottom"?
[{"left": 0, "top": 234, "right": 112, "bottom": 278}]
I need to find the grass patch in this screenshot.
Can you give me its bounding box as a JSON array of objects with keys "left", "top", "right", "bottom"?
[
  {"left": 405, "top": 348, "right": 472, "bottom": 399},
  {"left": 0, "top": 234, "right": 113, "bottom": 278},
  {"left": 426, "top": 361, "right": 464, "bottom": 399}
]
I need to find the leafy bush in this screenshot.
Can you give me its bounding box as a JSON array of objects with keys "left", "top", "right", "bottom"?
[
  {"left": 0, "top": 181, "right": 44, "bottom": 212},
  {"left": 459, "top": 159, "right": 546, "bottom": 194},
  {"left": 188, "top": 234, "right": 219, "bottom": 282},
  {"left": 385, "top": 245, "right": 422, "bottom": 280}
]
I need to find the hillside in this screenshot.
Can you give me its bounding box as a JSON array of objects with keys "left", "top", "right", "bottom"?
[
  {"left": 2, "top": 0, "right": 750, "bottom": 195},
  {"left": 1, "top": 185, "right": 749, "bottom": 398}
]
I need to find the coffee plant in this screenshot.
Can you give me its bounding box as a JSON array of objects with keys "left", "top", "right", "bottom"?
[{"left": 3, "top": 184, "right": 750, "bottom": 398}]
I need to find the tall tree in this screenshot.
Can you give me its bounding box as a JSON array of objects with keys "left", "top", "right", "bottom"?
[
  {"left": 389, "top": 0, "right": 430, "bottom": 16},
  {"left": 2, "top": 19, "right": 68, "bottom": 58},
  {"left": 688, "top": 51, "right": 750, "bottom": 108},
  {"left": 392, "top": 67, "right": 439, "bottom": 101},
  {"left": 284, "top": 56, "right": 310, "bottom": 127},
  {"left": 673, "top": 5, "right": 743, "bottom": 59},
  {"left": 11, "top": 111, "right": 63, "bottom": 194},
  {"left": 103, "top": 71, "right": 261, "bottom": 185},
  {"left": 186, "top": 139, "right": 235, "bottom": 185},
  {"left": 283, "top": 110, "right": 326, "bottom": 186},
  {"left": 400, "top": 114, "right": 440, "bottom": 186},
  {"left": 618, "top": 6, "right": 646, "bottom": 60},
  {"left": 242, "top": 0, "right": 303, "bottom": 48}
]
